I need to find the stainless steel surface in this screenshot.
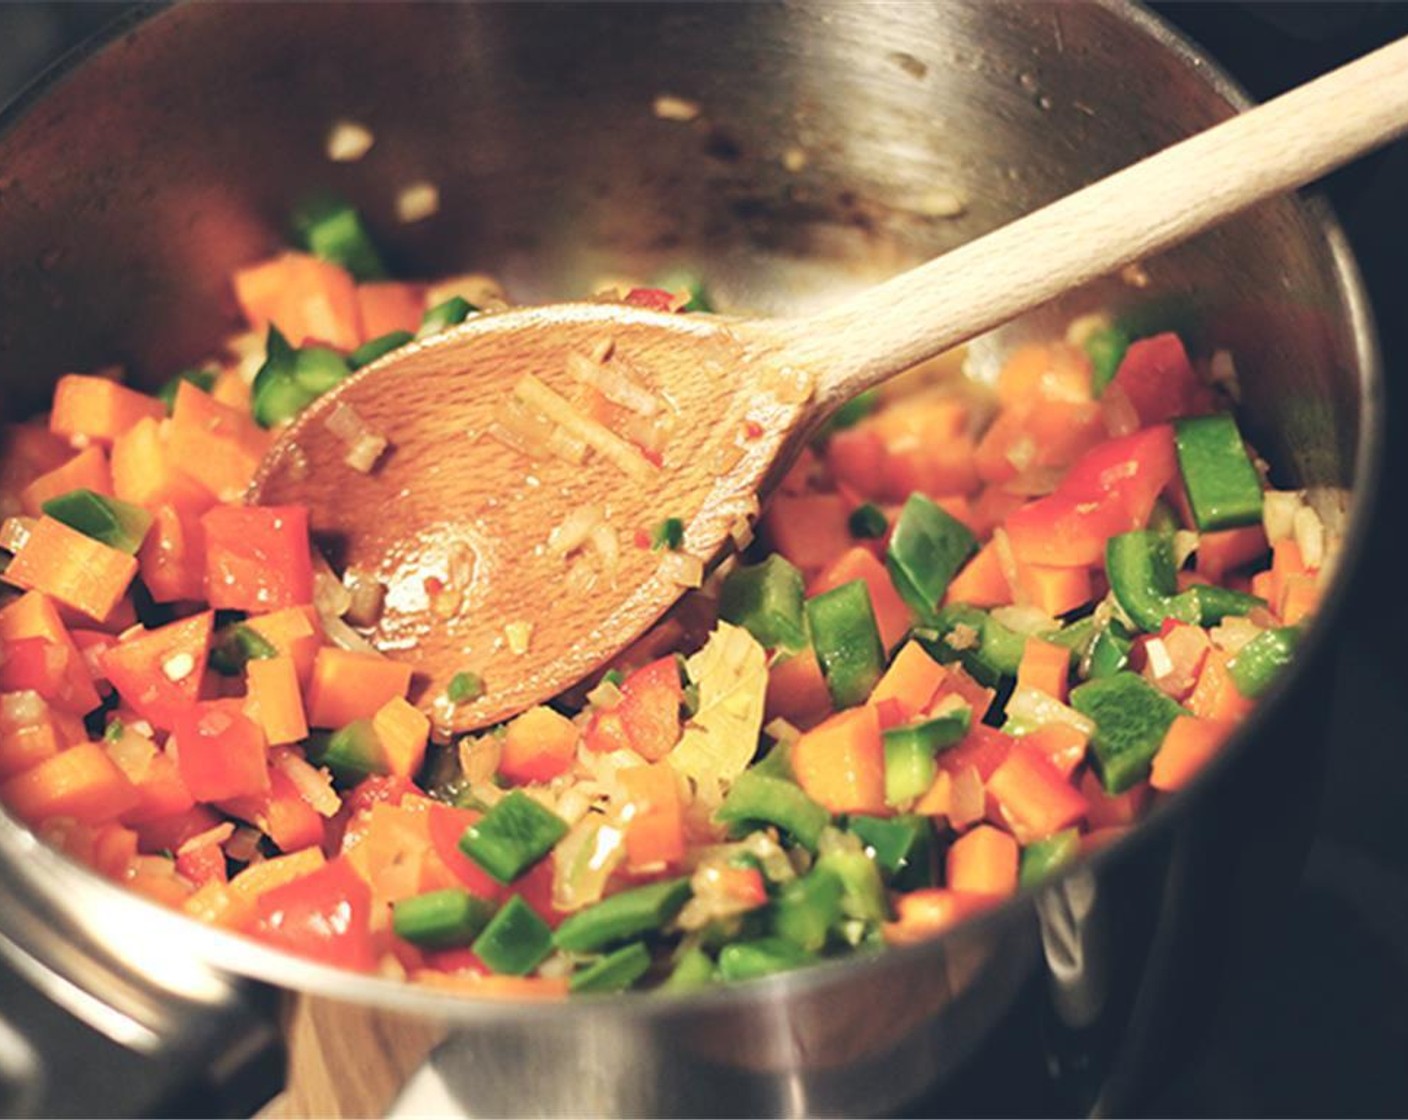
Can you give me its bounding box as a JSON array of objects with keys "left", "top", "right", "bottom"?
[{"left": 0, "top": 2, "right": 1384, "bottom": 1116}]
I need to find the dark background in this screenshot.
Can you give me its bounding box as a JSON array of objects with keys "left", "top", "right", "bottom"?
[{"left": 2, "top": 3, "right": 1408, "bottom": 1116}]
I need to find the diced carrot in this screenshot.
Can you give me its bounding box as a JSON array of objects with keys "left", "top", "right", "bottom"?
[
  {"left": 882, "top": 888, "right": 996, "bottom": 945},
  {"left": 19, "top": 445, "right": 113, "bottom": 516},
  {"left": 372, "top": 696, "right": 431, "bottom": 779},
  {"left": 167, "top": 381, "right": 271, "bottom": 501},
  {"left": 1013, "top": 561, "right": 1092, "bottom": 619},
  {"left": 1186, "top": 649, "right": 1254, "bottom": 723},
  {"left": 1018, "top": 722, "right": 1088, "bottom": 781},
  {"left": 1249, "top": 569, "right": 1274, "bottom": 605},
  {"left": 1268, "top": 537, "right": 1309, "bottom": 616},
  {"left": 183, "top": 880, "right": 255, "bottom": 928},
  {"left": 995, "top": 342, "right": 1093, "bottom": 409},
  {"left": 233, "top": 251, "right": 362, "bottom": 351},
  {"left": 913, "top": 769, "right": 952, "bottom": 817},
  {"left": 969, "top": 484, "right": 1029, "bottom": 540},
  {"left": 1196, "top": 524, "right": 1269, "bottom": 582},
  {"left": 620, "top": 762, "right": 686, "bottom": 871},
  {"left": 108, "top": 735, "right": 194, "bottom": 825},
  {"left": 934, "top": 494, "right": 980, "bottom": 536},
  {"left": 765, "top": 647, "right": 833, "bottom": 730},
  {"left": 357, "top": 282, "right": 426, "bottom": 339},
  {"left": 139, "top": 504, "right": 207, "bottom": 603},
  {"left": 341, "top": 802, "right": 431, "bottom": 904},
  {"left": 944, "top": 540, "right": 1013, "bottom": 609},
  {"left": 1016, "top": 635, "right": 1071, "bottom": 702},
  {"left": 0, "top": 742, "right": 139, "bottom": 825},
  {"left": 974, "top": 401, "right": 1104, "bottom": 486},
  {"left": 808, "top": 546, "right": 914, "bottom": 651},
  {"left": 0, "top": 702, "right": 62, "bottom": 781},
  {"left": 48, "top": 374, "right": 165, "bottom": 445},
  {"left": 881, "top": 435, "right": 981, "bottom": 500},
  {"left": 89, "top": 822, "right": 141, "bottom": 882},
  {"left": 763, "top": 493, "right": 853, "bottom": 578},
  {"left": 945, "top": 824, "right": 1018, "bottom": 897},
  {"left": 226, "top": 845, "right": 326, "bottom": 904},
  {"left": 0, "top": 422, "right": 73, "bottom": 511},
  {"left": 244, "top": 656, "right": 309, "bottom": 746},
  {"left": 790, "top": 704, "right": 886, "bottom": 815},
  {"left": 305, "top": 647, "right": 413, "bottom": 729},
  {"left": 110, "top": 416, "right": 216, "bottom": 513},
  {"left": 128, "top": 865, "right": 194, "bottom": 909},
  {"left": 243, "top": 606, "right": 322, "bottom": 688},
  {"left": 0, "top": 592, "right": 101, "bottom": 714},
  {"left": 2, "top": 516, "right": 138, "bottom": 623},
  {"left": 868, "top": 640, "right": 948, "bottom": 723},
  {"left": 1079, "top": 769, "right": 1152, "bottom": 829},
  {"left": 1150, "top": 715, "right": 1235, "bottom": 792},
  {"left": 985, "top": 745, "right": 1088, "bottom": 843},
  {"left": 1279, "top": 574, "right": 1320, "bottom": 626},
  {"left": 498, "top": 705, "right": 577, "bottom": 785}
]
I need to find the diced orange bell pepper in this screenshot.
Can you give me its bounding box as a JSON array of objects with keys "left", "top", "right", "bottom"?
[
  {"left": 305, "top": 647, "right": 413, "bottom": 729},
  {"left": 946, "top": 824, "right": 1018, "bottom": 897},
  {"left": 620, "top": 762, "right": 686, "bottom": 871},
  {"left": 809, "top": 546, "right": 914, "bottom": 652},
  {"left": 48, "top": 374, "right": 165, "bottom": 445},
  {"left": 1016, "top": 635, "right": 1071, "bottom": 702},
  {"left": 1150, "top": 715, "right": 1235, "bottom": 792},
  {"left": 868, "top": 640, "right": 947, "bottom": 723},
  {"left": 19, "top": 445, "right": 113, "bottom": 516},
  {"left": 99, "top": 611, "right": 213, "bottom": 730},
  {"left": 221, "top": 767, "right": 324, "bottom": 854},
  {"left": 244, "top": 656, "right": 309, "bottom": 746},
  {"left": 110, "top": 416, "right": 216, "bottom": 513},
  {"left": 167, "top": 381, "right": 271, "bottom": 501},
  {"left": 790, "top": 704, "right": 885, "bottom": 815},
  {"left": 0, "top": 742, "right": 139, "bottom": 825},
  {"left": 2, "top": 516, "right": 138, "bottom": 623},
  {"left": 233, "top": 251, "right": 363, "bottom": 352},
  {"left": 201, "top": 505, "right": 314, "bottom": 613},
  {"left": 500, "top": 705, "right": 578, "bottom": 784},
  {"left": 936, "top": 724, "right": 1015, "bottom": 782},
  {"left": 356, "top": 282, "right": 426, "bottom": 338},
  {"left": 944, "top": 540, "right": 1013, "bottom": 609},
  {"left": 371, "top": 696, "right": 430, "bottom": 779},
  {"left": 1013, "top": 560, "right": 1093, "bottom": 619},
  {"left": 1108, "top": 333, "right": 1217, "bottom": 427},
  {"left": 764, "top": 647, "right": 833, "bottom": 730}
]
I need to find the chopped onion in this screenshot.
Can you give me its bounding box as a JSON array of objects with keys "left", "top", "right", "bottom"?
[
  {"left": 585, "top": 678, "right": 623, "bottom": 711},
  {"left": 1064, "top": 312, "right": 1112, "bottom": 349},
  {"left": 0, "top": 690, "right": 47, "bottom": 730},
  {"left": 1293, "top": 505, "right": 1325, "bottom": 569},
  {"left": 991, "top": 604, "right": 1058, "bottom": 635},
  {"left": 0, "top": 516, "right": 34, "bottom": 554},
  {"left": 513, "top": 374, "right": 655, "bottom": 481},
  {"left": 566, "top": 350, "right": 659, "bottom": 416},
  {"left": 325, "top": 119, "right": 374, "bottom": 162},
  {"left": 659, "top": 551, "right": 703, "bottom": 588},
  {"left": 321, "top": 612, "right": 382, "bottom": 656},
  {"left": 1144, "top": 637, "right": 1174, "bottom": 681},
  {"left": 1210, "top": 615, "right": 1261, "bottom": 655},
  {"left": 224, "top": 826, "right": 264, "bottom": 863},
  {"left": 552, "top": 814, "right": 626, "bottom": 912},
  {"left": 991, "top": 528, "right": 1024, "bottom": 605},
  {"left": 272, "top": 750, "right": 341, "bottom": 818},
  {"left": 312, "top": 553, "right": 353, "bottom": 618},
  {"left": 547, "top": 506, "right": 605, "bottom": 558},
  {"left": 946, "top": 623, "right": 979, "bottom": 652},
  {"left": 162, "top": 652, "right": 196, "bottom": 682},
  {"left": 505, "top": 621, "right": 533, "bottom": 655},
  {"left": 426, "top": 273, "right": 508, "bottom": 312},
  {"left": 324, "top": 402, "right": 389, "bottom": 473},
  {"left": 1209, "top": 349, "right": 1241, "bottom": 402},
  {"left": 589, "top": 523, "right": 621, "bottom": 577},
  {"left": 1005, "top": 685, "right": 1096, "bottom": 737},
  {"left": 344, "top": 575, "right": 386, "bottom": 628},
  {"left": 1173, "top": 530, "right": 1200, "bottom": 569},
  {"left": 177, "top": 822, "right": 236, "bottom": 856},
  {"left": 1004, "top": 433, "right": 1037, "bottom": 472},
  {"left": 1262, "top": 490, "right": 1302, "bottom": 543},
  {"left": 763, "top": 717, "right": 802, "bottom": 744},
  {"left": 396, "top": 181, "right": 440, "bottom": 223},
  {"left": 653, "top": 94, "right": 701, "bottom": 122}
]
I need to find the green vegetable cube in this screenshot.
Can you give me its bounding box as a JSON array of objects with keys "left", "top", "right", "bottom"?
[
  {"left": 715, "top": 769, "right": 830, "bottom": 852},
  {"left": 312, "top": 719, "right": 388, "bottom": 785},
  {"left": 471, "top": 896, "right": 553, "bottom": 976},
  {"left": 552, "top": 877, "right": 692, "bottom": 953},
  {"left": 458, "top": 790, "right": 568, "bottom": 884},
  {"left": 718, "top": 555, "right": 807, "bottom": 652},
  {"left": 886, "top": 493, "right": 976, "bottom": 622},
  {"left": 569, "top": 941, "right": 653, "bottom": 994},
  {"left": 392, "top": 889, "right": 495, "bottom": 949},
  {"left": 805, "top": 579, "right": 885, "bottom": 708},
  {"left": 717, "top": 937, "right": 809, "bottom": 982},
  {"left": 1069, "top": 672, "right": 1187, "bottom": 794},
  {"left": 772, "top": 865, "right": 844, "bottom": 953},
  {"left": 1174, "top": 414, "right": 1264, "bottom": 531}
]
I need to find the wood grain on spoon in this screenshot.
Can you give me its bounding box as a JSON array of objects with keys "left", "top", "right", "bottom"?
[{"left": 250, "top": 36, "right": 1408, "bottom": 731}]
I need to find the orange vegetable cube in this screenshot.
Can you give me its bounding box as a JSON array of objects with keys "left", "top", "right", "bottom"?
[
  {"left": 48, "top": 374, "right": 165, "bottom": 445},
  {"left": 764, "top": 647, "right": 833, "bottom": 730},
  {"left": 944, "top": 540, "right": 1013, "bottom": 609},
  {"left": 1018, "top": 722, "right": 1088, "bottom": 780},
  {"left": 19, "top": 445, "right": 113, "bottom": 516},
  {"left": 883, "top": 888, "right": 996, "bottom": 945},
  {"left": 372, "top": 696, "right": 431, "bottom": 779},
  {"left": 1016, "top": 635, "right": 1071, "bottom": 702},
  {"left": 809, "top": 546, "right": 914, "bottom": 652},
  {"left": 0, "top": 591, "right": 101, "bottom": 714},
  {"left": 245, "top": 657, "right": 309, "bottom": 746},
  {"left": 790, "top": 704, "right": 885, "bottom": 815},
  {"left": 138, "top": 504, "right": 207, "bottom": 603},
  {"left": 945, "top": 824, "right": 1018, "bottom": 897},
  {"left": 1150, "top": 715, "right": 1235, "bottom": 792},
  {"left": 985, "top": 746, "right": 1088, "bottom": 844},
  {"left": 620, "top": 762, "right": 686, "bottom": 871},
  {"left": 233, "top": 251, "right": 362, "bottom": 352},
  {"left": 357, "top": 282, "right": 426, "bottom": 338},
  {"left": 1, "top": 742, "right": 139, "bottom": 825},
  {"left": 0, "top": 698, "right": 62, "bottom": 781},
  {"left": 1013, "top": 561, "right": 1093, "bottom": 620},
  {"left": 305, "top": 647, "right": 413, "bottom": 729},
  {"left": 242, "top": 607, "right": 322, "bottom": 688},
  {"left": 167, "top": 381, "right": 271, "bottom": 501},
  {"left": 868, "top": 640, "right": 947, "bottom": 723},
  {"left": 110, "top": 416, "right": 216, "bottom": 513},
  {"left": 763, "top": 493, "right": 853, "bottom": 579},
  {"left": 2, "top": 516, "right": 138, "bottom": 623},
  {"left": 499, "top": 705, "right": 577, "bottom": 785}
]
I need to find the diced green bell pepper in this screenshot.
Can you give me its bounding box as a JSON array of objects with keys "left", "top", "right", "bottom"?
[
  {"left": 553, "top": 877, "right": 693, "bottom": 953},
  {"left": 446, "top": 670, "right": 486, "bottom": 705},
  {"left": 291, "top": 197, "right": 387, "bottom": 281},
  {"left": 208, "top": 623, "right": 279, "bottom": 676},
  {"left": 1228, "top": 626, "right": 1300, "bottom": 699},
  {"left": 312, "top": 718, "right": 388, "bottom": 784},
  {"left": 1106, "top": 530, "right": 1201, "bottom": 633},
  {"left": 849, "top": 814, "right": 935, "bottom": 890},
  {"left": 917, "top": 604, "right": 1026, "bottom": 686},
  {"left": 471, "top": 895, "right": 553, "bottom": 976},
  {"left": 41, "top": 488, "right": 152, "bottom": 555},
  {"left": 250, "top": 327, "right": 352, "bottom": 429},
  {"left": 1069, "top": 672, "right": 1187, "bottom": 794},
  {"left": 772, "top": 864, "right": 844, "bottom": 953},
  {"left": 815, "top": 848, "right": 888, "bottom": 925},
  {"left": 651, "top": 517, "right": 685, "bottom": 551},
  {"left": 717, "top": 937, "right": 810, "bottom": 982},
  {"left": 1174, "top": 414, "right": 1264, "bottom": 531},
  {"left": 847, "top": 503, "right": 888, "bottom": 540},
  {"left": 805, "top": 579, "right": 886, "bottom": 708},
  {"left": 661, "top": 945, "right": 717, "bottom": 992},
  {"left": 1086, "top": 622, "right": 1134, "bottom": 679},
  {"left": 882, "top": 711, "right": 970, "bottom": 806},
  {"left": 715, "top": 770, "right": 830, "bottom": 852},
  {"left": 392, "top": 888, "right": 496, "bottom": 949},
  {"left": 1085, "top": 325, "right": 1131, "bottom": 398},
  {"left": 569, "top": 941, "right": 653, "bottom": 994},
  {"left": 348, "top": 330, "right": 415, "bottom": 371},
  {"left": 886, "top": 493, "right": 977, "bottom": 623},
  {"left": 458, "top": 790, "right": 568, "bottom": 885},
  {"left": 1019, "top": 828, "right": 1082, "bottom": 888},
  {"left": 718, "top": 555, "right": 807, "bottom": 652},
  {"left": 419, "top": 295, "right": 477, "bottom": 337}
]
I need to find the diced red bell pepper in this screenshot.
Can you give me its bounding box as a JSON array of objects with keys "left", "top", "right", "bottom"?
[
  {"left": 99, "top": 611, "right": 213, "bottom": 731},
  {"left": 585, "top": 656, "right": 682, "bottom": 762},
  {"left": 221, "top": 768, "right": 325, "bottom": 854},
  {"left": 511, "top": 851, "right": 567, "bottom": 929},
  {"left": 201, "top": 505, "right": 314, "bottom": 613},
  {"left": 176, "top": 843, "right": 229, "bottom": 887},
  {"left": 119, "top": 749, "right": 196, "bottom": 825},
  {"left": 936, "top": 724, "right": 1016, "bottom": 782},
  {"left": 249, "top": 857, "right": 376, "bottom": 972},
  {"left": 1109, "top": 333, "right": 1217, "bottom": 427},
  {"left": 171, "top": 700, "right": 270, "bottom": 802},
  {"left": 426, "top": 803, "right": 507, "bottom": 902},
  {"left": 1002, "top": 425, "right": 1178, "bottom": 567},
  {"left": 623, "top": 287, "right": 681, "bottom": 312},
  {"left": 133, "top": 805, "right": 223, "bottom": 854},
  {"left": 0, "top": 636, "right": 85, "bottom": 709}
]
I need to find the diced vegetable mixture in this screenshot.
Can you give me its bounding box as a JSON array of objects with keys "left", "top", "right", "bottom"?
[{"left": 0, "top": 202, "right": 1337, "bottom": 997}]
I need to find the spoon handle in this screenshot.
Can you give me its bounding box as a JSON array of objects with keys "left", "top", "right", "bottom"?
[{"left": 775, "top": 34, "right": 1408, "bottom": 411}]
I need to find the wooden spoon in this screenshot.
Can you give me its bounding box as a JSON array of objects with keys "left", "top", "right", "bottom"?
[{"left": 251, "top": 38, "right": 1408, "bottom": 732}]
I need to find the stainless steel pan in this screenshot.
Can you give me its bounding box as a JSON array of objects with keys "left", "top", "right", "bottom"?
[{"left": 0, "top": 3, "right": 1382, "bottom": 1115}]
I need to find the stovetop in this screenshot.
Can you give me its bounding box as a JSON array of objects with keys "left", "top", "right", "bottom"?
[{"left": 3, "top": 3, "right": 1408, "bottom": 1116}]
